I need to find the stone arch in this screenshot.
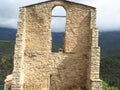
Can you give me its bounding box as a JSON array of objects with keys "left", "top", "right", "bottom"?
[{"left": 51, "top": 6, "right": 66, "bottom": 52}]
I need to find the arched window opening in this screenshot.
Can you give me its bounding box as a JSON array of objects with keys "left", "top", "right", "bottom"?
[{"left": 51, "top": 6, "right": 66, "bottom": 52}]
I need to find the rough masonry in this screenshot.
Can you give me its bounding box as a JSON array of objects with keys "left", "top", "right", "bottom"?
[{"left": 5, "top": 0, "right": 102, "bottom": 90}]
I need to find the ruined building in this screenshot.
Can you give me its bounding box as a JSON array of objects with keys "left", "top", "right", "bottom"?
[{"left": 5, "top": 0, "right": 102, "bottom": 90}]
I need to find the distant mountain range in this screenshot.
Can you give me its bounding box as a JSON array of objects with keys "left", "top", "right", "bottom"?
[
  {"left": 0, "top": 27, "right": 120, "bottom": 55},
  {"left": 99, "top": 31, "right": 120, "bottom": 55},
  {"left": 0, "top": 27, "right": 16, "bottom": 40}
]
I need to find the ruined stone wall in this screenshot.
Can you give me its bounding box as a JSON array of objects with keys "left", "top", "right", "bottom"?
[
  {"left": 12, "top": 8, "right": 26, "bottom": 90},
  {"left": 24, "top": 53, "right": 88, "bottom": 89},
  {"left": 23, "top": 1, "right": 92, "bottom": 89},
  {"left": 25, "top": 1, "right": 92, "bottom": 53},
  {"left": 11, "top": 0, "right": 102, "bottom": 90}
]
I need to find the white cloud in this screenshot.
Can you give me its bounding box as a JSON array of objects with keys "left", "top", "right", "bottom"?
[
  {"left": 0, "top": 18, "right": 17, "bottom": 29},
  {"left": 75, "top": 0, "right": 96, "bottom": 7},
  {"left": 0, "top": 0, "right": 45, "bottom": 29},
  {"left": 0, "top": 0, "right": 120, "bottom": 31},
  {"left": 51, "top": 6, "right": 66, "bottom": 32},
  {"left": 51, "top": 17, "right": 66, "bottom": 32},
  {"left": 96, "top": 0, "right": 120, "bottom": 31}
]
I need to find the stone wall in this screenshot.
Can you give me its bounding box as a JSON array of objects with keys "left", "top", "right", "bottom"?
[
  {"left": 11, "top": 7, "right": 26, "bottom": 90},
  {"left": 24, "top": 53, "right": 88, "bottom": 89},
  {"left": 10, "top": 0, "right": 102, "bottom": 90}
]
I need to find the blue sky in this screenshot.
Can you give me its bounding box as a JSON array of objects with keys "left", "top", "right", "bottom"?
[{"left": 0, "top": 0, "right": 120, "bottom": 31}]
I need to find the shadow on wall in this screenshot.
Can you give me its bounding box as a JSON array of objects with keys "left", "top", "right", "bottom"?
[{"left": 50, "top": 12, "right": 91, "bottom": 90}]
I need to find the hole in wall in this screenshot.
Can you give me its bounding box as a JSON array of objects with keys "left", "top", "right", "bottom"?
[{"left": 51, "top": 6, "right": 66, "bottom": 52}]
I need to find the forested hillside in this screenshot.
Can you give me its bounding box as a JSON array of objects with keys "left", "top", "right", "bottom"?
[
  {"left": 0, "top": 40, "right": 14, "bottom": 84},
  {"left": 0, "top": 27, "right": 16, "bottom": 85},
  {"left": 100, "top": 55, "right": 120, "bottom": 89}
]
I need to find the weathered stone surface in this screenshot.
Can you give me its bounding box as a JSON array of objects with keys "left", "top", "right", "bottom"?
[
  {"left": 5, "top": 0, "right": 102, "bottom": 90},
  {"left": 4, "top": 74, "right": 13, "bottom": 88}
]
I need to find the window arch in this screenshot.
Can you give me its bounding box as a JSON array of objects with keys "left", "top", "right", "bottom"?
[{"left": 51, "top": 6, "right": 66, "bottom": 52}]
